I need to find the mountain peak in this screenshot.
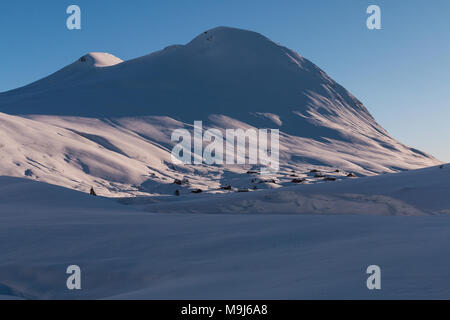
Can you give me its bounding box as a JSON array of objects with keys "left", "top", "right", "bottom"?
[
  {"left": 77, "top": 52, "right": 123, "bottom": 68},
  {"left": 186, "top": 26, "right": 279, "bottom": 51}
]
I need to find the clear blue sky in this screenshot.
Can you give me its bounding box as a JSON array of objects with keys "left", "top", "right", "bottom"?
[{"left": 1, "top": 0, "right": 449, "bottom": 161}]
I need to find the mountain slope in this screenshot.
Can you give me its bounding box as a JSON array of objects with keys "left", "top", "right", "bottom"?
[{"left": 0, "top": 27, "right": 441, "bottom": 196}]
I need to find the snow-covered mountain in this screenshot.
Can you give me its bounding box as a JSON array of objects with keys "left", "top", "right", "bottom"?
[{"left": 0, "top": 27, "right": 440, "bottom": 196}]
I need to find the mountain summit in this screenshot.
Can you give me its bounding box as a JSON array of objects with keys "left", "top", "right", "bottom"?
[{"left": 77, "top": 52, "right": 123, "bottom": 68}]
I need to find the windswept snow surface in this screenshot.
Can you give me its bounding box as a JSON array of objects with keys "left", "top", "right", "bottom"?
[
  {"left": 0, "top": 167, "right": 449, "bottom": 299},
  {"left": 0, "top": 27, "right": 441, "bottom": 196},
  {"left": 135, "top": 165, "right": 450, "bottom": 216}
]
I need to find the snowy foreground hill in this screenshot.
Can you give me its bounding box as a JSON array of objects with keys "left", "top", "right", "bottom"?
[
  {"left": 0, "top": 27, "right": 441, "bottom": 196},
  {"left": 0, "top": 165, "right": 449, "bottom": 299}
]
